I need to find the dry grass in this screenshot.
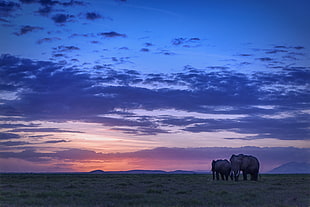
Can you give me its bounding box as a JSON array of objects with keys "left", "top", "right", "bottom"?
[{"left": 0, "top": 173, "right": 309, "bottom": 207}]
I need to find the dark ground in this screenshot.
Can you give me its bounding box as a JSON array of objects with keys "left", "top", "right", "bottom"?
[{"left": 0, "top": 173, "right": 309, "bottom": 207}]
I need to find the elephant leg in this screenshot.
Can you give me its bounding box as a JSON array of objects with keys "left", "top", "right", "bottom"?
[
  {"left": 221, "top": 173, "right": 224, "bottom": 180},
  {"left": 213, "top": 172, "right": 215, "bottom": 180},
  {"left": 225, "top": 174, "right": 228, "bottom": 181},
  {"left": 243, "top": 172, "right": 247, "bottom": 180},
  {"left": 251, "top": 173, "right": 258, "bottom": 181},
  {"left": 216, "top": 172, "right": 220, "bottom": 180}
]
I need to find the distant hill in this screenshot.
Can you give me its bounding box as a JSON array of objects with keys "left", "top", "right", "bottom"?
[
  {"left": 89, "top": 170, "right": 105, "bottom": 174},
  {"left": 268, "top": 162, "right": 310, "bottom": 174},
  {"left": 88, "top": 169, "right": 200, "bottom": 174}
]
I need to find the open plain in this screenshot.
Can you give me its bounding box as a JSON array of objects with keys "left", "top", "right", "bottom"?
[{"left": 0, "top": 173, "right": 309, "bottom": 207}]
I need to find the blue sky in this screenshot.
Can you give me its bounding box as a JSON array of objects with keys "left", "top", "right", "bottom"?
[{"left": 0, "top": 0, "right": 310, "bottom": 172}]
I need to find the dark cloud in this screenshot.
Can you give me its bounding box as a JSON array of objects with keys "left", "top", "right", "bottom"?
[
  {"left": 119, "top": 46, "right": 129, "bottom": 50},
  {"left": 171, "top": 37, "right": 201, "bottom": 47},
  {"left": 237, "top": 54, "right": 253, "bottom": 57},
  {"left": 293, "top": 46, "right": 305, "bottom": 50},
  {"left": 0, "top": 1, "right": 20, "bottom": 17},
  {"left": 14, "top": 25, "right": 43, "bottom": 36},
  {"left": 1, "top": 54, "right": 309, "bottom": 138},
  {"left": 182, "top": 115, "right": 310, "bottom": 140},
  {"left": 52, "top": 13, "right": 74, "bottom": 23},
  {"left": 9, "top": 128, "right": 83, "bottom": 133},
  {"left": 0, "top": 17, "right": 9, "bottom": 22},
  {"left": 111, "top": 126, "right": 169, "bottom": 136},
  {"left": 53, "top": 45, "right": 80, "bottom": 52},
  {"left": 144, "top": 42, "right": 153, "bottom": 47},
  {"left": 0, "top": 123, "right": 39, "bottom": 128},
  {"left": 0, "top": 141, "right": 30, "bottom": 146},
  {"left": 111, "top": 57, "right": 132, "bottom": 64},
  {"left": 140, "top": 48, "right": 149, "bottom": 52},
  {"left": 86, "top": 12, "right": 102, "bottom": 20},
  {"left": 256, "top": 57, "right": 273, "bottom": 61},
  {"left": 98, "top": 31, "right": 127, "bottom": 38},
  {"left": 265, "top": 49, "right": 288, "bottom": 54},
  {"left": 37, "top": 37, "right": 61, "bottom": 44},
  {"left": 44, "top": 139, "right": 68, "bottom": 143},
  {"left": 19, "top": 0, "right": 85, "bottom": 6},
  {"left": 69, "top": 33, "right": 95, "bottom": 38},
  {"left": 36, "top": 6, "right": 52, "bottom": 16},
  {"left": 0, "top": 149, "right": 50, "bottom": 162},
  {"left": 0, "top": 132, "right": 21, "bottom": 140},
  {"left": 19, "top": 0, "right": 37, "bottom": 3},
  {"left": 274, "top": 45, "right": 287, "bottom": 49}
]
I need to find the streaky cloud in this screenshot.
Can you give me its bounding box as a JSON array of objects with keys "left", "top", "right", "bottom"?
[
  {"left": 98, "top": 31, "right": 127, "bottom": 38},
  {"left": 14, "top": 25, "right": 43, "bottom": 36},
  {"left": 0, "top": 132, "right": 21, "bottom": 140}
]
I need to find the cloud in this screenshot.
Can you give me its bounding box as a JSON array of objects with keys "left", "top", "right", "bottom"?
[
  {"left": 0, "top": 132, "right": 21, "bottom": 140},
  {"left": 157, "top": 50, "right": 175, "bottom": 56},
  {"left": 1, "top": 54, "right": 309, "bottom": 138},
  {"left": 0, "top": 17, "right": 9, "bottom": 22},
  {"left": 140, "top": 48, "right": 149, "bottom": 52},
  {"left": 53, "top": 45, "right": 80, "bottom": 52},
  {"left": 265, "top": 49, "right": 288, "bottom": 54},
  {"left": 0, "top": 149, "right": 50, "bottom": 162},
  {"left": 52, "top": 13, "right": 74, "bottom": 23},
  {"left": 256, "top": 57, "right": 273, "bottom": 61},
  {"left": 0, "top": 123, "right": 39, "bottom": 128},
  {"left": 0, "top": 1, "right": 20, "bottom": 17},
  {"left": 44, "top": 139, "right": 69, "bottom": 143},
  {"left": 19, "top": 0, "right": 85, "bottom": 6},
  {"left": 98, "top": 31, "right": 127, "bottom": 38},
  {"left": 144, "top": 42, "right": 153, "bottom": 47},
  {"left": 9, "top": 128, "right": 83, "bottom": 133},
  {"left": 86, "top": 12, "right": 102, "bottom": 20},
  {"left": 183, "top": 115, "right": 310, "bottom": 140},
  {"left": 111, "top": 126, "right": 169, "bottom": 136},
  {"left": 171, "top": 37, "right": 201, "bottom": 47},
  {"left": 14, "top": 25, "right": 43, "bottom": 36},
  {"left": 37, "top": 37, "right": 61, "bottom": 44},
  {"left": 0, "top": 141, "right": 30, "bottom": 146},
  {"left": 237, "top": 54, "right": 253, "bottom": 57},
  {"left": 36, "top": 6, "right": 52, "bottom": 16}
]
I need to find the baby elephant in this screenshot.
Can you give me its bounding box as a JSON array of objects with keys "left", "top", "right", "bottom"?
[{"left": 212, "top": 159, "right": 233, "bottom": 181}]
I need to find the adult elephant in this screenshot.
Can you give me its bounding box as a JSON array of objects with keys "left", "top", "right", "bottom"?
[
  {"left": 230, "top": 154, "right": 260, "bottom": 181},
  {"left": 211, "top": 159, "right": 232, "bottom": 181}
]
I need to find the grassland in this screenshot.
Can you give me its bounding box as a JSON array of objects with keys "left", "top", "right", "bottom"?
[{"left": 0, "top": 173, "right": 309, "bottom": 207}]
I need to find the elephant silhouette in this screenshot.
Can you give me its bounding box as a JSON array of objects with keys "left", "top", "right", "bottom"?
[
  {"left": 211, "top": 159, "right": 233, "bottom": 181},
  {"left": 230, "top": 154, "right": 260, "bottom": 181}
]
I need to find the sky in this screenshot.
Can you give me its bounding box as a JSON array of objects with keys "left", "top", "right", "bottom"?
[{"left": 0, "top": 0, "right": 310, "bottom": 173}]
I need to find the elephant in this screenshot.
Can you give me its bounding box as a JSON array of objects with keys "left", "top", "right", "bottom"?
[
  {"left": 211, "top": 159, "right": 233, "bottom": 181},
  {"left": 230, "top": 154, "right": 260, "bottom": 181}
]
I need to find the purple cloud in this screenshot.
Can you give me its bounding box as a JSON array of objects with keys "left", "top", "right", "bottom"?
[
  {"left": 0, "top": 54, "right": 309, "bottom": 138},
  {"left": 0, "top": 132, "right": 21, "bottom": 140}
]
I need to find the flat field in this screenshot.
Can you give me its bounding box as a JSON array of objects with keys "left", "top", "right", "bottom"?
[{"left": 0, "top": 173, "right": 309, "bottom": 207}]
